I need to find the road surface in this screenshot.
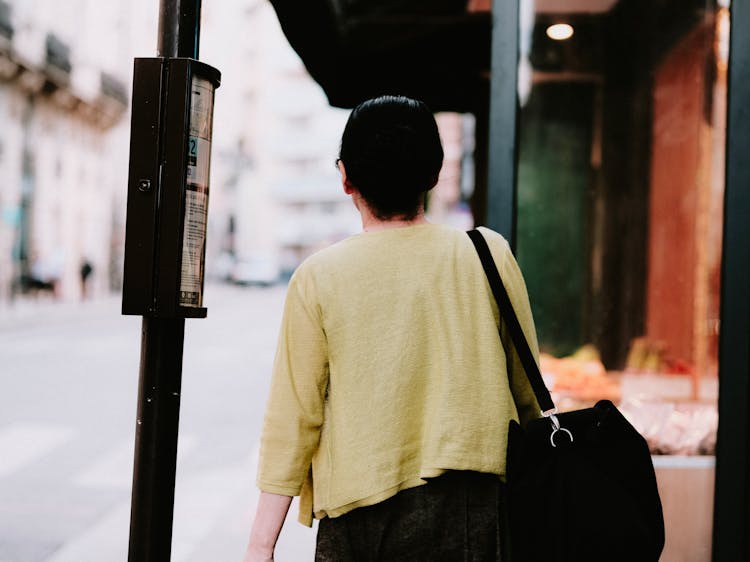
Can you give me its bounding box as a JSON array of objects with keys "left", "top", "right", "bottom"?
[{"left": 0, "top": 283, "right": 316, "bottom": 561}]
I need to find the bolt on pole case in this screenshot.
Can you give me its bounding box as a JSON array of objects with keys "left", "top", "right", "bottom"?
[{"left": 122, "top": 57, "right": 221, "bottom": 319}]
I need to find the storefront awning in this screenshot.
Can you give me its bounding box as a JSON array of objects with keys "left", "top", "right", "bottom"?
[{"left": 268, "top": 0, "right": 492, "bottom": 112}]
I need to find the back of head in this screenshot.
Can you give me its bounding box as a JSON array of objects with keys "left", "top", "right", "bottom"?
[{"left": 339, "top": 95, "right": 444, "bottom": 220}]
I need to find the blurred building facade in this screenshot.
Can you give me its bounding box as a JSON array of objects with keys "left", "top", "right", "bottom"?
[
  {"left": 200, "top": 0, "right": 355, "bottom": 280},
  {"left": 0, "top": 0, "right": 157, "bottom": 304},
  {"left": 201, "top": 0, "right": 470, "bottom": 280},
  {"left": 0, "top": 0, "right": 470, "bottom": 304}
]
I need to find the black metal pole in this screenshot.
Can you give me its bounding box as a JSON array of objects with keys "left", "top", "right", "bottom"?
[
  {"left": 128, "top": 318, "right": 186, "bottom": 562},
  {"left": 486, "top": 0, "right": 519, "bottom": 247},
  {"left": 713, "top": 1, "right": 750, "bottom": 559},
  {"left": 158, "top": 0, "right": 202, "bottom": 59},
  {"left": 127, "top": 2, "right": 202, "bottom": 561}
]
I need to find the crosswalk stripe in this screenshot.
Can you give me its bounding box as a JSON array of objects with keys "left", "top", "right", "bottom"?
[
  {"left": 171, "top": 446, "right": 258, "bottom": 562},
  {"left": 44, "top": 499, "right": 131, "bottom": 562},
  {"left": 44, "top": 444, "right": 258, "bottom": 562},
  {"left": 73, "top": 434, "right": 197, "bottom": 489},
  {"left": 176, "top": 445, "right": 318, "bottom": 562},
  {"left": 44, "top": 439, "right": 316, "bottom": 562},
  {"left": 0, "top": 423, "right": 75, "bottom": 478}
]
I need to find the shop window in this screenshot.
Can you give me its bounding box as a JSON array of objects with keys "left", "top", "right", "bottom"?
[{"left": 515, "top": 2, "right": 729, "bottom": 560}]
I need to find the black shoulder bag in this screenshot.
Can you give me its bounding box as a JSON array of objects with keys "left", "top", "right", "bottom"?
[{"left": 467, "top": 229, "right": 665, "bottom": 562}]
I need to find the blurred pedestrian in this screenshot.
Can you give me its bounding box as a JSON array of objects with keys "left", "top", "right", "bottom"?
[
  {"left": 244, "top": 95, "right": 540, "bottom": 562},
  {"left": 80, "top": 259, "right": 94, "bottom": 300}
]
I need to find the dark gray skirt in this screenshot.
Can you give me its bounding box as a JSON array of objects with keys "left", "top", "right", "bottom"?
[{"left": 315, "top": 471, "right": 507, "bottom": 562}]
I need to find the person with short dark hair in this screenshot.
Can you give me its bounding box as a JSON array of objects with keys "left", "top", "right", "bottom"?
[
  {"left": 244, "top": 95, "right": 540, "bottom": 562},
  {"left": 337, "top": 95, "right": 444, "bottom": 221}
]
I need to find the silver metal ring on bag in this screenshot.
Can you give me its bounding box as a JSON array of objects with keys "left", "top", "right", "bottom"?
[
  {"left": 544, "top": 410, "right": 574, "bottom": 447},
  {"left": 550, "top": 427, "right": 574, "bottom": 447}
]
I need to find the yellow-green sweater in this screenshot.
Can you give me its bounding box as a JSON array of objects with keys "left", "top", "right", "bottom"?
[{"left": 257, "top": 224, "right": 541, "bottom": 526}]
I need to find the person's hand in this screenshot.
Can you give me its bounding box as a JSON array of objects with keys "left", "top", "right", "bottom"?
[{"left": 243, "top": 542, "right": 274, "bottom": 562}]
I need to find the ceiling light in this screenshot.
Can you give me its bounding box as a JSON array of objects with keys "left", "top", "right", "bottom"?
[{"left": 546, "top": 23, "right": 574, "bottom": 41}]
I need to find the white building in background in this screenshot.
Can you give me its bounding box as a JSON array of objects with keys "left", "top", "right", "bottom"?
[
  {"left": 200, "top": 0, "right": 469, "bottom": 280},
  {"left": 0, "top": 0, "right": 470, "bottom": 304},
  {"left": 0, "top": 0, "right": 157, "bottom": 304},
  {"left": 200, "top": 0, "right": 356, "bottom": 279}
]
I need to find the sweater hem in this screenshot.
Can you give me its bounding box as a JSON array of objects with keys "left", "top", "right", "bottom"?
[{"left": 257, "top": 480, "right": 301, "bottom": 497}]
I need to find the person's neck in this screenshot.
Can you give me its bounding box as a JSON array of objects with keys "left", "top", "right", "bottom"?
[{"left": 361, "top": 212, "right": 429, "bottom": 233}]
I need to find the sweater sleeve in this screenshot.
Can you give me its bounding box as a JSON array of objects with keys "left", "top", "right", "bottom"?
[
  {"left": 257, "top": 266, "right": 329, "bottom": 496},
  {"left": 478, "top": 227, "right": 542, "bottom": 427}
]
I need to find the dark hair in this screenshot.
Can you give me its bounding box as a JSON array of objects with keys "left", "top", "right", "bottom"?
[{"left": 339, "top": 95, "right": 444, "bottom": 220}]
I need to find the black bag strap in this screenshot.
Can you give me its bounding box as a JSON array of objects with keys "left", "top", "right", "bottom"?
[{"left": 467, "top": 229, "right": 555, "bottom": 413}]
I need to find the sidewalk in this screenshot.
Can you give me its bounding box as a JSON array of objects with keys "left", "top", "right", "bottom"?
[
  {"left": 0, "top": 281, "right": 262, "bottom": 331},
  {"left": 0, "top": 293, "right": 121, "bottom": 332}
]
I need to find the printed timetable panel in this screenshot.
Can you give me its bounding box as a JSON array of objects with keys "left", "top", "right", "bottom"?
[{"left": 179, "top": 76, "right": 215, "bottom": 309}]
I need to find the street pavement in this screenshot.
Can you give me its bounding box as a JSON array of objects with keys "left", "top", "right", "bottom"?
[{"left": 0, "top": 283, "right": 317, "bottom": 562}]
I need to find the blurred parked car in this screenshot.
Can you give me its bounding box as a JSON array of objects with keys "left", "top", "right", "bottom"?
[
  {"left": 211, "top": 251, "right": 236, "bottom": 282},
  {"left": 230, "top": 255, "right": 280, "bottom": 287}
]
